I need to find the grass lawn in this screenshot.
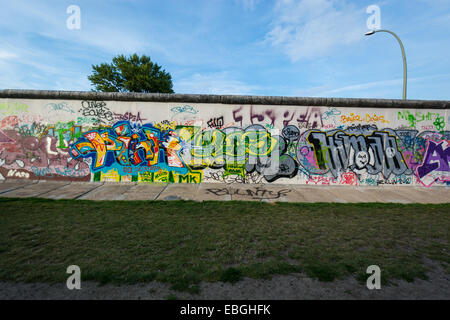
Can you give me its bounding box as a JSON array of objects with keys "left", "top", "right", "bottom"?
[{"left": 0, "top": 197, "right": 448, "bottom": 293}]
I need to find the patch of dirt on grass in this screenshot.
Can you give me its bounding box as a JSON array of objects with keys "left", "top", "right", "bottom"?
[{"left": 0, "top": 260, "right": 448, "bottom": 300}]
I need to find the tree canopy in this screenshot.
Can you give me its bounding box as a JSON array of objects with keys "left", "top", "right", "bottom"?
[{"left": 88, "top": 54, "right": 174, "bottom": 93}]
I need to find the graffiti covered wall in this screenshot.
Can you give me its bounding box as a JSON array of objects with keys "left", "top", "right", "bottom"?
[{"left": 0, "top": 93, "right": 448, "bottom": 188}]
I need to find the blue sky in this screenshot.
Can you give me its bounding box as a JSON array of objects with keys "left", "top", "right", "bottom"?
[{"left": 0, "top": 0, "right": 449, "bottom": 100}]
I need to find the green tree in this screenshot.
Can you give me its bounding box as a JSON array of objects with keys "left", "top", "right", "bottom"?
[{"left": 88, "top": 54, "right": 174, "bottom": 93}]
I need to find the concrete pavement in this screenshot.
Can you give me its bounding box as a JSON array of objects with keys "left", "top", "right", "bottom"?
[{"left": 0, "top": 180, "right": 448, "bottom": 203}]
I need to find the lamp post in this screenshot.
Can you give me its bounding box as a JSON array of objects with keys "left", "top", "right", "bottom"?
[{"left": 365, "top": 29, "right": 407, "bottom": 100}]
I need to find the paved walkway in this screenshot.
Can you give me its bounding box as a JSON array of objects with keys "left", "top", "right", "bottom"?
[{"left": 0, "top": 180, "right": 448, "bottom": 203}]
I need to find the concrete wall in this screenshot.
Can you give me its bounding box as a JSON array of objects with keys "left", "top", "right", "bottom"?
[{"left": 0, "top": 90, "right": 448, "bottom": 187}]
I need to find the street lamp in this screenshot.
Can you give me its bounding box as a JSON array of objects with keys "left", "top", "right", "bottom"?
[{"left": 365, "top": 29, "right": 407, "bottom": 100}]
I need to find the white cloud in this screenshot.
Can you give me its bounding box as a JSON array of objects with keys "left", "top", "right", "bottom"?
[
  {"left": 294, "top": 73, "right": 450, "bottom": 98},
  {"left": 238, "top": 0, "right": 261, "bottom": 11},
  {"left": 320, "top": 78, "right": 402, "bottom": 95},
  {"left": 266, "top": 0, "right": 366, "bottom": 61},
  {"left": 0, "top": 50, "right": 17, "bottom": 60},
  {"left": 175, "top": 72, "right": 261, "bottom": 95},
  {"left": 0, "top": 1, "right": 160, "bottom": 57}
]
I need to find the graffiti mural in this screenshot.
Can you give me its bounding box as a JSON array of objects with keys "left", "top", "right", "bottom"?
[
  {"left": 416, "top": 139, "right": 450, "bottom": 187},
  {"left": 0, "top": 128, "right": 90, "bottom": 181},
  {"left": 0, "top": 97, "right": 448, "bottom": 187},
  {"left": 298, "top": 129, "right": 410, "bottom": 179},
  {"left": 70, "top": 120, "right": 190, "bottom": 181},
  {"left": 206, "top": 187, "right": 292, "bottom": 200}
]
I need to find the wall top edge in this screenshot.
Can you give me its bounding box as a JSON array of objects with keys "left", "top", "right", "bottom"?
[{"left": 0, "top": 89, "right": 448, "bottom": 109}]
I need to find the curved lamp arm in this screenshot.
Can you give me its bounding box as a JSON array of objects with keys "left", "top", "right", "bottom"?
[{"left": 365, "top": 29, "right": 407, "bottom": 100}]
